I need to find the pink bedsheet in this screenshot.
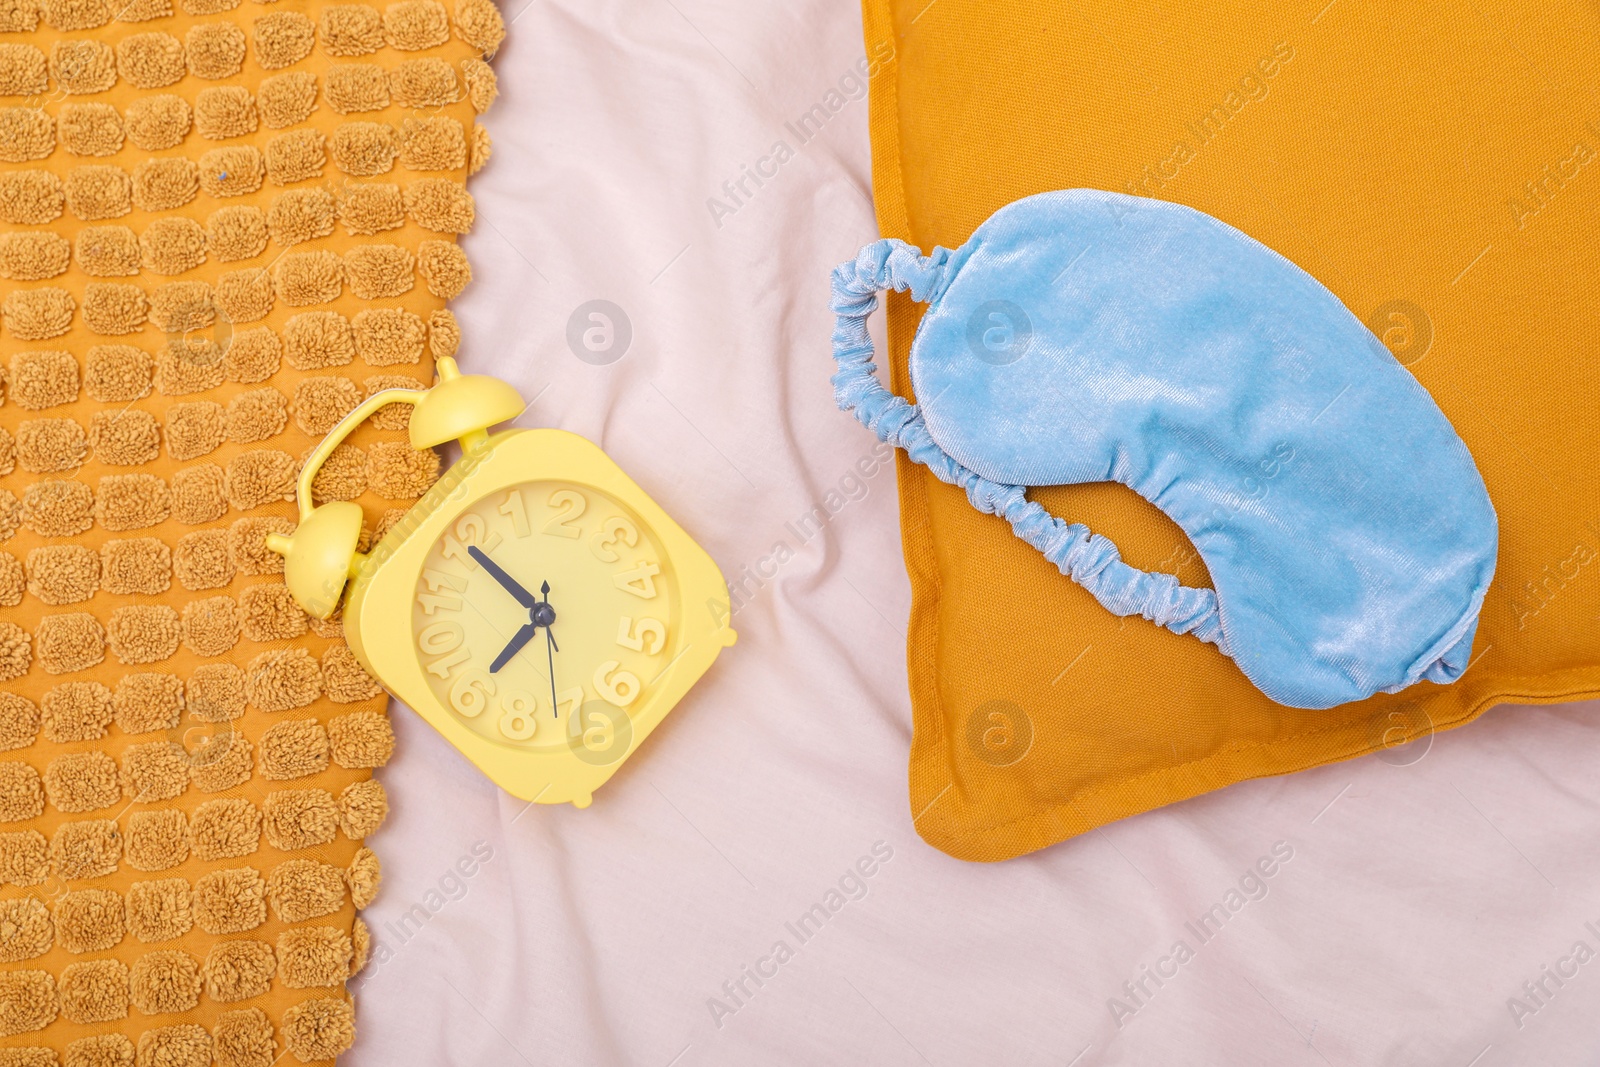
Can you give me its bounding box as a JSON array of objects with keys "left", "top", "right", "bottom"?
[{"left": 345, "top": 2, "right": 1600, "bottom": 1062}]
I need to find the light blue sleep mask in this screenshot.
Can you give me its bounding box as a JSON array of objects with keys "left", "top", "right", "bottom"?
[{"left": 830, "top": 190, "right": 1498, "bottom": 710}]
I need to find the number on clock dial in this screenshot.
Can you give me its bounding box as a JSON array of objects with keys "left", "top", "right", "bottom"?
[
  {"left": 614, "top": 561, "right": 658, "bottom": 599},
  {"left": 542, "top": 490, "right": 586, "bottom": 538},
  {"left": 617, "top": 616, "right": 665, "bottom": 655},
  {"left": 590, "top": 516, "right": 638, "bottom": 562},
  {"left": 498, "top": 490, "right": 530, "bottom": 537},
  {"left": 445, "top": 667, "right": 544, "bottom": 741},
  {"left": 420, "top": 620, "right": 469, "bottom": 678},
  {"left": 593, "top": 661, "right": 640, "bottom": 707},
  {"left": 498, "top": 691, "right": 539, "bottom": 741},
  {"left": 441, "top": 512, "right": 502, "bottom": 568}
]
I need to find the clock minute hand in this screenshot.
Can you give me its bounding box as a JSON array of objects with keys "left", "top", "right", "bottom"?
[{"left": 468, "top": 545, "right": 538, "bottom": 610}]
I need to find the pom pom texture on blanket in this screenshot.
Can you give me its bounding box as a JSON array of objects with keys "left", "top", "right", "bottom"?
[{"left": 0, "top": 0, "right": 501, "bottom": 1060}]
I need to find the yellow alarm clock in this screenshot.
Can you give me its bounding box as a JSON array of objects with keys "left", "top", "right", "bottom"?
[{"left": 267, "top": 357, "right": 736, "bottom": 808}]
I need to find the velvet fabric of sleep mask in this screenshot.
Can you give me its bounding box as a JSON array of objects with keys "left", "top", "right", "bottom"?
[{"left": 830, "top": 189, "right": 1498, "bottom": 710}]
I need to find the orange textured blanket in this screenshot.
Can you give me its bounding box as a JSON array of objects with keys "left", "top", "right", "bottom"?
[{"left": 0, "top": 0, "right": 500, "bottom": 1061}]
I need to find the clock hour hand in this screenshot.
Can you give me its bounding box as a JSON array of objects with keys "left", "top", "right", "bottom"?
[
  {"left": 490, "top": 622, "right": 539, "bottom": 674},
  {"left": 468, "top": 545, "right": 538, "bottom": 610}
]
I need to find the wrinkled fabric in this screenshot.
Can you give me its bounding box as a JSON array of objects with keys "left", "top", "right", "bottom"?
[{"left": 830, "top": 189, "right": 1498, "bottom": 709}]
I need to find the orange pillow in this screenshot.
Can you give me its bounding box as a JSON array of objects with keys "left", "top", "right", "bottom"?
[{"left": 861, "top": 0, "right": 1600, "bottom": 860}]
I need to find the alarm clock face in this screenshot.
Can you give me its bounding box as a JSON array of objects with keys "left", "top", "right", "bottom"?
[{"left": 410, "top": 481, "right": 680, "bottom": 762}]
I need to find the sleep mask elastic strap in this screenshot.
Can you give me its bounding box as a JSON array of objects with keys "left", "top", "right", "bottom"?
[{"left": 829, "top": 238, "right": 1229, "bottom": 650}]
